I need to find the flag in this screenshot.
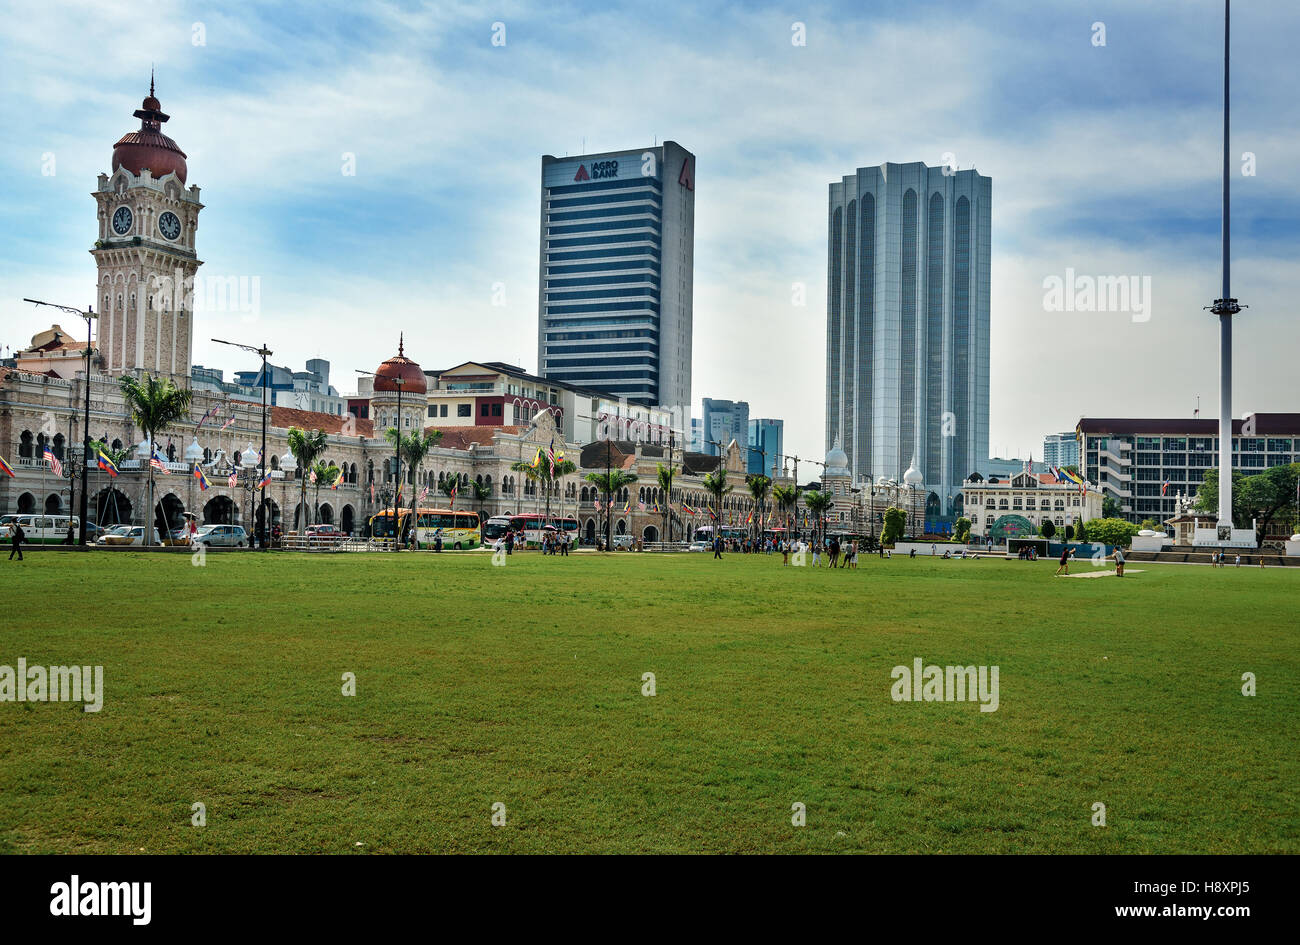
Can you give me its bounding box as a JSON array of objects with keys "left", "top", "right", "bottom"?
[
  {"left": 43, "top": 445, "right": 64, "bottom": 478},
  {"left": 195, "top": 403, "right": 220, "bottom": 432},
  {"left": 746, "top": 509, "right": 753, "bottom": 525},
  {"left": 637, "top": 500, "right": 646, "bottom": 512},
  {"left": 532, "top": 448, "right": 543, "bottom": 469},
  {"left": 193, "top": 465, "right": 211, "bottom": 491},
  {"left": 709, "top": 507, "right": 717, "bottom": 520},
  {"left": 309, "top": 468, "right": 317, "bottom": 484},
  {"left": 418, "top": 485, "right": 428, "bottom": 503},
  {"left": 1161, "top": 480, "right": 1170, "bottom": 496},
  {"left": 257, "top": 471, "right": 272, "bottom": 489},
  {"left": 370, "top": 482, "right": 375, "bottom": 501},
  {"left": 150, "top": 451, "right": 170, "bottom": 474},
  {"left": 97, "top": 450, "right": 119, "bottom": 478},
  {"left": 228, "top": 471, "right": 238, "bottom": 488},
  {"left": 220, "top": 415, "right": 237, "bottom": 431},
  {"left": 547, "top": 445, "right": 556, "bottom": 476},
  {"left": 0, "top": 455, "right": 13, "bottom": 478},
  {"left": 331, "top": 473, "right": 341, "bottom": 491},
  {"left": 622, "top": 500, "right": 630, "bottom": 515}
]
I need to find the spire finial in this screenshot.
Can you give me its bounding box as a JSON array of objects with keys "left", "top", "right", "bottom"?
[
  {"left": 150, "top": 67, "right": 155, "bottom": 98},
  {"left": 398, "top": 332, "right": 404, "bottom": 357}
]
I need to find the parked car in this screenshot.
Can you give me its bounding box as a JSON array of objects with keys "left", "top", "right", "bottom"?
[
  {"left": 611, "top": 534, "right": 635, "bottom": 550},
  {"left": 1, "top": 514, "right": 82, "bottom": 544},
  {"left": 304, "top": 524, "right": 343, "bottom": 541},
  {"left": 194, "top": 524, "right": 249, "bottom": 548},
  {"left": 98, "top": 525, "right": 162, "bottom": 546},
  {"left": 688, "top": 540, "right": 710, "bottom": 552}
]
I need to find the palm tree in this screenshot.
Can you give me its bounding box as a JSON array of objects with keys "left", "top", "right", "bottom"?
[
  {"left": 656, "top": 462, "right": 676, "bottom": 543},
  {"left": 388, "top": 428, "right": 441, "bottom": 544},
  {"left": 310, "top": 461, "right": 341, "bottom": 526},
  {"left": 771, "top": 484, "right": 798, "bottom": 535},
  {"left": 439, "top": 475, "right": 460, "bottom": 510},
  {"left": 119, "top": 374, "right": 193, "bottom": 546},
  {"left": 286, "top": 427, "right": 328, "bottom": 533},
  {"left": 702, "top": 469, "right": 733, "bottom": 541},
  {"left": 472, "top": 478, "right": 493, "bottom": 526},
  {"left": 746, "top": 474, "right": 772, "bottom": 539},
  {"left": 511, "top": 450, "right": 576, "bottom": 522},
  {"left": 803, "top": 490, "right": 834, "bottom": 545},
  {"left": 584, "top": 469, "right": 638, "bottom": 549}
]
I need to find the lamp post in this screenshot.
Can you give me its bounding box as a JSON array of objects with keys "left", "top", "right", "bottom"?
[
  {"left": 356, "top": 368, "right": 404, "bottom": 549},
  {"left": 214, "top": 338, "right": 272, "bottom": 551},
  {"left": 24, "top": 298, "right": 96, "bottom": 545}
]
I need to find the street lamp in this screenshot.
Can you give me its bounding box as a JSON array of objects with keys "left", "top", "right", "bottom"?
[
  {"left": 213, "top": 338, "right": 272, "bottom": 551},
  {"left": 357, "top": 368, "right": 404, "bottom": 549},
  {"left": 24, "top": 298, "right": 95, "bottom": 545}
]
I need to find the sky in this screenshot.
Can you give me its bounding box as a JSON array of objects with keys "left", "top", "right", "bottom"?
[{"left": 2, "top": 0, "right": 1297, "bottom": 469}]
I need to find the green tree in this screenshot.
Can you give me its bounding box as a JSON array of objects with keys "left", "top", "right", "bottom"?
[
  {"left": 119, "top": 374, "right": 193, "bottom": 546},
  {"left": 1074, "top": 518, "right": 1087, "bottom": 543},
  {"left": 472, "top": 478, "right": 493, "bottom": 525},
  {"left": 772, "top": 484, "right": 798, "bottom": 534},
  {"left": 584, "top": 469, "right": 639, "bottom": 549},
  {"left": 802, "top": 489, "right": 834, "bottom": 543},
  {"left": 746, "top": 474, "right": 771, "bottom": 538},
  {"left": 881, "top": 506, "right": 906, "bottom": 546},
  {"left": 1039, "top": 519, "right": 1056, "bottom": 539},
  {"left": 388, "top": 428, "right": 442, "bottom": 543},
  {"left": 656, "top": 462, "right": 676, "bottom": 543},
  {"left": 1196, "top": 464, "right": 1300, "bottom": 542},
  {"left": 702, "top": 470, "right": 734, "bottom": 540},
  {"left": 954, "top": 516, "right": 972, "bottom": 543},
  {"left": 286, "top": 427, "right": 328, "bottom": 532},
  {"left": 1064, "top": 524, "right": 1075, "bottom": 541},
  {"left": 1083, "top": 517, "right": 1139, "bottom": 547},
  {"left": 310, "top": 461, "right": 341, "bottom": 527},
  {"left": 511, "top": 449, "right": 576, "bottom": 521},
  {"left": 1139, "top": 518, "right": 1159, "bottom": 531},
  {"left": 1102, "top": 495, "right": 1122, "bottom": 519}
]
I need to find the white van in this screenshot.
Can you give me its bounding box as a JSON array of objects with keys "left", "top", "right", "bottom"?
[{"left": 0, "top": 514, "right": 80, "bottom": 544}]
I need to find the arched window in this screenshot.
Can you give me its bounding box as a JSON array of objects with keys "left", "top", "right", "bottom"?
[{"left": 18, "top": 431, "right": 34, "bottom": 459}]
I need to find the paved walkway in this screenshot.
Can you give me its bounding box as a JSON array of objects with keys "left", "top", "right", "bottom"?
[{"left": 1059, "top": 569, "right": 1145, "bottom": 578}]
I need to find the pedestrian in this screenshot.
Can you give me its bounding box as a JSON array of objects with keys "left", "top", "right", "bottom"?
[
  {"left": 1234, "top": 553, "right": 1240, "bottom": 568},
  {"left": 9, "top": 521, "right": 25, "bottom": 561},
  {"left": 812, "top": 540, "right": 821, "bottom": 567},
  {"left": 782, "top": 540, "right": 790, "bottom": 566},
  {"left": 1055, "top": 545, "right": 1074, "bottom": 576},
  {"left": 505, "top": 531, "right": 514, "bottom": 555},
  {"left": 1112, "top": 547, "right": 1125, "bottom": 577},
  {"left": 713, "top": 536, "right": 723, "bottom": 559}
]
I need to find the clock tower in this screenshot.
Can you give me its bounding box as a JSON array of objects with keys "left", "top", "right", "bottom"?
[{"left": 92, "top": 78, "right": 203, "bottom": 378}]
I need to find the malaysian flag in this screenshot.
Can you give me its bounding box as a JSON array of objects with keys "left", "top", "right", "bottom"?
[
  {"left": 150, "top": 451, "right": 170, "bottom": 474},
  {"left": 418, "top": 485, "right": 428, "bottom": 503},
  {"left": 309, "top": 468, "right": 317, "bottom": 484},
  {"left": 43, "top": 445, "right": 63, "bottom": 478},
  {"left": 220, "top": 415, "right": 237, "bottom": 431},
  {"left": 547, "top": 445, "right": 556, "bottom": 476},
  {"left": 228, "top": 471, "right": 238, "bottom": 488}
]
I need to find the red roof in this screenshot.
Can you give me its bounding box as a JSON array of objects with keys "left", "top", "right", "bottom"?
[
  {"left": 373, "top": 336, "right": 427, "bottom": 394},
  {"left": 112, "top": 87, "right": 187, "bottom": 183},
  {"left": 271, "top": 405, "right": 373, "bottom": 437},
  {"left": 1076, "top": 414, "right": 1300, "bottom": 436},
  {"left": 425, "top": 425, "right": 525, "bottom": 450}
]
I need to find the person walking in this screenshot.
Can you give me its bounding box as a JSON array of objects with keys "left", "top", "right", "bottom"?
[
  {"left": 1112, "top": 547, "right": 1125, "bottom": 577},
  {"left": 9, "top": 521, "right": 25, "bottom": 561},
  {"left": 1055, "top": 545, "right": 1074, "bottom": 576},
  {"left": 713, "top": 536, "right": 723, "bottom": 559}
]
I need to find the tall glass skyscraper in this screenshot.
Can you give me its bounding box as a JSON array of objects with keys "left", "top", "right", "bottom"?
[
  {"left": 537, "top": 142, "right": 695, "bottom": 409},
  {"left": 825, "top": 161, "right": 991, "bottom": 517}
]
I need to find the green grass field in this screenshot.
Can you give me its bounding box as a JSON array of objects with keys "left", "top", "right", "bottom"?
[{"left": 1, "top": 549, "right": 1295, "bottom": 854}]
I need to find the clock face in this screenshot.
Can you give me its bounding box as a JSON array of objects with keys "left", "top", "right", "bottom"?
[
  {"left": 158, "top": 211, "right": 182, "bottom": 241},
  {"left": 111, "top": 206, "right": 133, "bottom": 235}
]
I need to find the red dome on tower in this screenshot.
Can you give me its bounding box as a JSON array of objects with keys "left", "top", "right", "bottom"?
[
  {"left": 373, "top": 335, "right": 427, "bottom": 394},
  {"left": 111, "top": 75, "right": 188, "bottom": 183}
]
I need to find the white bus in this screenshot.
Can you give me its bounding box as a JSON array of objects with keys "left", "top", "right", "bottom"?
[{"left": 0, "top": 514, "right": 80, "bottom": 544}]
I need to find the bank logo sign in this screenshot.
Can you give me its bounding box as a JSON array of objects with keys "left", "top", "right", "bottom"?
[{"left": 574, "top": 160, "right": 619, "bottom": 182}]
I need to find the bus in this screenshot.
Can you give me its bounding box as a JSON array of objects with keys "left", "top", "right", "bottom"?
[
  {"left": 482, "top": 515, "right": 514, "bottom": 543},
  {"left": 369, "top": 507, "right": 481, "bottom": 549},
  {"left": 508, "top": 513, "right": 578, "bottom": 548},
  {"left": 692, "top": 524, "right": 746, "bottom": 543},
  {"left": 0, "top": 514, "right": 80, "bottom": 544}
]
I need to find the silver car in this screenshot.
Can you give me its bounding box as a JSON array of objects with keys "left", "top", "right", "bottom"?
[{"left": 194, "top": 524, "right": 249, "bottom": 548}]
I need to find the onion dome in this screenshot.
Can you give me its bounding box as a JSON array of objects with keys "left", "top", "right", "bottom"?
[
  {"left": 903, "top": 454, "right": 925, "bottom": 487},
  {"left": 111, "top": 74, "right": 188, "bottom": 183},
  {"left": 373, "top": 334, "right": 427, "bottom": 394},
  {"left": 824, "top": 432, "right": 851, "bottom": 478}
]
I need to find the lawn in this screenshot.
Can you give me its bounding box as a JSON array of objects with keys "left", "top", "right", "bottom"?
[{"left": 1, "top": 549, "right": 1295, "bottom": 854}]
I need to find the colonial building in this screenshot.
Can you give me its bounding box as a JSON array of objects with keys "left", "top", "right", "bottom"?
[{"left": 961, "top": 466, "right": 1102, "bottom": 541}]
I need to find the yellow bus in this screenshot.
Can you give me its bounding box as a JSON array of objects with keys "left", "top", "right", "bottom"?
[{"left": 369, "top": 507, "right": 481, "bottom": 549}]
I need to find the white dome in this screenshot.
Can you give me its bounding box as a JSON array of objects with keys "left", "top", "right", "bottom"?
[
  {"left": 824, "top": 432, "right": 851, "bottom": 477},
  {"left": 183, "top": 437, "right": 204, "bottom": 462},
  {"left": 280, "top": 452, "right": 298, "bottom": 471},
  {"left": 903, "top": 454, "right": 924, "bottom": 487},
  {"left": 135, "top": 438, "right": 151, "bottom": 458},
  {"left": 1291, "top": 534, "right": 1300, "bottom": 542}
]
